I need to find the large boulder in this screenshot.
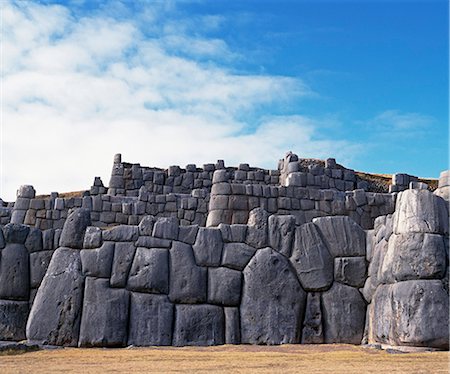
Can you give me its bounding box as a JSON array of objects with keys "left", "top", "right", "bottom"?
[
  {"left": 59, "top": 208, "right": 91, "bottom": 249},
  {"left": 78, "top": 277, "right": 129, "bottom": 347},
  {"left": 268, "top": 215, "right": 295, "bottom": 257},
  {"left": 0, "top": 300, "right": 29, "bottom": 341},
  {"left": 192, "top": 227, "right": 223, "bottom": 266},
  {"left": 110, "top": 242, "right": 136, "bottom": 288},
  {"left": 334, "top": 257, "right": 367, "bottom": 288},
  {"left": 27, "top": 247, "right": 84, "bottom": 346},
  {"left": 224, "top": 307, "right": 240, "bottom": 344},
  {"left": 173, "top": 304, "right": 224, "bottom": 346},
  {"left": 241, "top": 247, "right": 306, "bottom": 344},
  {"left": 0, "top": 243, "right": 30, "bottom": 300},
  {"left": 290, "top": 223, "right": 333, "bottom": 291},
  {"left": 207, "top": 267, "right": 242, "bottom": 306},
  {"left": 30, "top": 250, "right": 54, "bottom": 288},
  {"left": 80, "top": 242, "right": 114, "bottom": 279},
  {"left": 221, "top": 243, "right": 256, "bottom": 271},
  {"left": 128, "top": 293, "right": 173, "bottom": 346},
  {"left": 301, "top": 292, "right": 324, "bottom": 344},
  {"left": 246, "top": 208, "right": 269, "bottom": 249},
  {"left": 2, "top": 223, "right": 29, "bottom": 244}
]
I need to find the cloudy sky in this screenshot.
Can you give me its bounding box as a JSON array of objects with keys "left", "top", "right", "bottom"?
[{"left": 2, "top": 0, "right": 448, "bottom": 200}]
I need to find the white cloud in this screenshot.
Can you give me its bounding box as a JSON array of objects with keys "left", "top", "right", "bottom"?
[
  {"left": 370, "top": 110, "right": 435, "bottom": 132},
  {"left": 2, "top": 1, "right": 355, "bottom": 201}
]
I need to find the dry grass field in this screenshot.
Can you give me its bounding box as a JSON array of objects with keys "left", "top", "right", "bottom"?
[{"left": 0, "top": 344, "right": 448, "bottom": 374}]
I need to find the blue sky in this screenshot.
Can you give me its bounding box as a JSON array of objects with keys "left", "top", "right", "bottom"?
[{"left": 2, "top": 0, "right": 448, "bottom": 200}]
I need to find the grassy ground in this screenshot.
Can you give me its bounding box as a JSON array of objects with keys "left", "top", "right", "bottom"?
[{"left": 0, "top": 344, "right": 448, "bottom": 373}]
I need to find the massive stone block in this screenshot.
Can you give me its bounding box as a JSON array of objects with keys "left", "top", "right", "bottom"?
[
  {"left": 241, "top": 247, "right": 306, "bottom": 344},
  {"left": 321, "top": 283, "right": 366, "bottom": 344},
  {"left": 268, "top": 214, "right": 295, "bottom": 257},
  {"left": 152, "top": 217, "right": 179, "bottom": 240},
  {"left": 59, "top": 208, "right": 91, "bottom": 249},
  {"left": 221, "top": 243, "right": 256, "bottom": 271},
  {"left": 290, "top": 223, "right": 333, "bottom": 291},
  {"left": 173, "top": 304, "right": 224, "bottom": 346},
  {"left": 2, "top": 223, "right": 29, "bottom": 244},
  {"left": 207, "top": 267, "right": 242, "bottom": 306},
  {"left": 169, "top": 241, "right": 207, "bottom": 304},
  {"left": 0, "top": 300, "right": 29, "bottom": 341},
  {"left": 128, "top": 293, "right": 173, "bottom": 346},
  {"left": 27, "top": 247, "right": 84, "bottom": 346},
  {"left": 312, "top": 216, "right": 366, "bottom": 257},
  {"left": 192, "top": 227, "right": 223, "bottom": 266},
  {"left": 30, "top": 250, "right": 54, "bottom": 289},
  {"left": 246, "top": 208, "right": 269, "bottom": 249},
  {"left": 24, "top": 227, "right": 43, "bottom": 253},
  {"left": 81, "top": 242, "right": 114, "bottom": 279},
  {"left": 334, "top": 256, "right": 367, "bottom": 288},
  {"left": 0, "top": 243, "right": 30, "bottom": 300},
  {"left": 102, "top": 225, "right": 139, "bottom": 242},
  {"left": 301, "top": 292, "right": 324, "bottom": 344},
  {"left": 127, "top": 247, "right": 169, "bottom": 294},
  {"left": 224, "top": 307, "right": 241, "bottom": 344},
  {"left": 110, "top": 242, "right": 136, "bottom": 288},
  {"left": 79, "top": 277, "right": 130, "bottom": 347}
]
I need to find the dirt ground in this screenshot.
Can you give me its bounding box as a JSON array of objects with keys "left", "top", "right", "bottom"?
[{"left": 0, "top": 344, "right": 448, "bottom": 373}]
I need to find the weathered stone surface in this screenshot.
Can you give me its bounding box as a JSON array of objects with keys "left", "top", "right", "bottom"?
[
  {"left": 152, "top": 217, "right": 179, "bottom": 240},
  {"left": 102, "top": 225, "right": 138, "bottom": 242},
  {"left": 2, "top": 223, "right": 29, "bottom": 244},
  {"left": 128, "top": 293, "right": 173, "bottom": 346},
  {"left": 83, "top": 226, "right": 102, "bottom": 249},
  {"left": 380, "top": 233, "right": 446, "bottom": 283},
  {"left": 81, "top": 242, "right": 114, "bottom": 278},
  {"left": 173, "top": 304, "right": 224, "bottom": 346},
  {"left": 313, "top": 216, "right": 366, "bottom": 257},
  {"left": 127, "top": 247, "right": 169, "bottom": 294},
  {"left": 0, "top": 243, "right": 29, "bottom": 300},
  {"left": 17, "top": 185, "right": 35, "bottom": 199},
  {"left": 30, "top": 250, "right": 53, "bottom": 288},
  {"left": 192, "top": 227, "right": 223, "bottom": 266},
  {"left": 42, "top": 229, "right": 54, "bottom": 250},
  {"left": 208, "top": 267, "right": 242, "bottom": 306},
  {"left": 178, "top": 225, "right": 199, "bottom": 245},
  {"left": 301, "top": 292, "right": 324, "bottom": 344},
  {"left": 221, "top": 243, "right": 256, "bottom": 271},
  {"left": 246, "top": 208, "right": 269, "bottom": 249},
  {"left": 224, "top": 307, "right": 240, "bottom": 344},
  {"left": 79, "top": 277, "right": 129, "bottom": 347},
  {"left": 241, "top": 247, "right": 306, "bottom": 344},
  {"left": 27, "top": 247, "right": 84, "bottom": 346},
  {"left": 24, "top": 227, "right": 43, "bottom": 253},
  {"left": 0, "top": 229, "right": 5, "bottom": 249},
  {"left": 135, "top": 236, "right": 171, "bottom": 248},
  {"left": 334, "top": 257, "right": 367, "bottom": 288},
  {"left": 322, "top": 282, "right": 366, "bottom": 344},
  {"left": 0, "top": 300, "right": 29, "bottom": 341},
  {"left": 138, "top": 216, "right": 156, "bottom": 236},
  {"left": 59, "top": 208, "right": 91, "bottom": 249},
  {"left": 290, "top": 223, "right": 333, "bottom": 291},
  {"left": 110, "top": 242, "right": 136, "bottom": 288},
  {"left": 169, "top": 241, "right": 206, "bottom": 304},
  {"left": 393, "top": 189, "right": 449, "bottom": 235},
  {"left": 268, "top": 215, "right": 295, "bottom": 257}
]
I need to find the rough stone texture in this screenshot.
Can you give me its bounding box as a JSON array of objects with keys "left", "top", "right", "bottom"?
[
  {"left": 221, "top": 243, "right": 256, "bottom": 271},
  {"left": 207, "top": 267, "right": 242, "bottom": 306},
  {"left": 224, "top": 307, "right": 240, "bottom": 344},
  {"left": 110, "top": 242, "right": 136, "bottom": 288},
  {"left": 178, "top": 225, "right": 199, "bottom": 245},
  {"left": 169, "top": 241, "right": 207, "bottom": 304},
  {"left": 321, "top": 282, "right": 366, "bottom": 344},
  {"left": 83, "top": 226, "right": 102, "bottom": 249},
  {"left": 127, "top": 247, "right": 169, "bottom": 294},
  {"left": 138, "top": 216, "right": 156, "bottom": 236},
  {"left": 26, "top": 247, "right": 84, "bottom": 346},
  {"left": 192, "top": 227, "right": 223, "bottom": 266},
  {"left": 246, "top": 208, "right": 269, "bottom": 249},
  {"left": 3, "top": 223, "right": 29, "bottom": 244},
  {"left": 173, "top": 304, "right": 224, "bottom": 346},
  {"left": 0, "top": 300, "right": 29, "bottom": 341},
  {"left": 290, "top": 223, "right": 333, "bottom": 291},
  {"left": 152, "top": 217, "right": 179, "bottom": 240},
  {"left": 241, "top": 247, "right": 306, "bottom": 344},
  {"left": 79, "top": 277, "right": 129, "bottom": 347},
  {"left": 30, "top": 250, "right": 53, "bottom": 288},
  {"left": 334, "top": 256, "right": 367, "bottom": 288},
  {"left": 80, "top": 242, "right": 114, "bottom": 279},
  {"left": 393, "top": 189, "right": 449, "bottom": 235},
  {"left": 24, "top": 227, "right": 43, "bottom": 253},
  {"left": 380, "top": 233, "right": 446, "bottom": 282},
  {"left": 301, "top": 292, "right": 324, "bottom": 344},
  {"left": 102, "top": 225, "right": 139, "bottom": 242},
  {"left": 0, "top": 243, "right": 30, "bottom": 300},
  {"left": 128, "top": 293, "right": 173, "bottom": 346},
  {"left": 268, "top": 214, "right": 295, "bottom": 257},
  {"left": 313, "top": 216, "right": 366, "bottom": 257},
  {"left": 59, "top": 208, "right": 91, "bottom": 249}
]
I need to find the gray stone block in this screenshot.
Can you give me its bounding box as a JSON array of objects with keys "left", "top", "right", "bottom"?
[
  {"left": 178, "top": 225, "right": 199, "bottom": 245},
  {"left": 321, "top": 282, "right": 366, "bottom": 344},
  {"left": 224, "top": 307, "right": 240, "bottom": 344},
  {"left": 3, "top": 223, "right": 29, "bottom": 244},
  {"left": 110, "top": 242, "right": 136, "bottom": 288},
  {"left": 290, "top": 223, "right": 333, "bottom": 291},
  {"left": 301, "top": 292, "right": 324, "bottom": 344},
  {"left": 313, "top": 216, "right": 366, "bottom": 257},
  {"left": 83, "top": 226, "right": 102, "bottom": 249},
  {"left": 152, "top": 217, "right": 179, "bottom": 240},
  {"left": 102, "top": 225, "right": 139, "bottom": 242},
  {"left": 59, "top": 208, "right": 91, "bottom": 249},
  {"left": 127, "top": 247, "right": 169, "bottom": 294},
  {"left": 135, "top": 236, "right": 171, "bottom": 248},
  {"left": 241, "top": 247, "right": 306, "bottom": 344},
  {"left": 17, "top": 185, "right": 35, "bottom": 199},
  {"left": 208, "top": 267, "right": 242, "bottom": 306},
  {"left": 0, "top": 243, "right": 29, "bottom": 300},
  {"left": 192, "top": 227, "right": 223, "bottom": 266},
  {"left": 128, "top": 293, "right": 173, "bottom": 346},
  {"left": 138, "top": 215, "right": 156, "bottom": 236},
  {"left": 24, "top": 227, "right": 43, "bottom": 253},
  {"left": 246, "top": 208, "right": 269, "bottom": 249},
  {"left": 79, "top": 277, "right": 129, "bottom": 347},
  {"left": 26, "top": 247, "right": 84, "bottom": 346},
  {"left": 334, "top": 257, "right": 367, "bottom": 288},
  {"left": 30, "top": 250, "right": 53, "bottom": 288},
  {"left": 0, "top": 300, "right": 29, "bottom": 341},
  {"left": 80, "top": 242, "right": 114, "bottom": 278},
  {"left": 169, "top": 241, "right": 206, "bottom": 304},
  {"left": 173, "top": 304, "right": 224, "bottom": 346},
  {"left": 221, "top": 243, "right": 257, "bottom": 271},
  {"left": 268, "top": 214, "right": 295, "bottom": 257}
]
